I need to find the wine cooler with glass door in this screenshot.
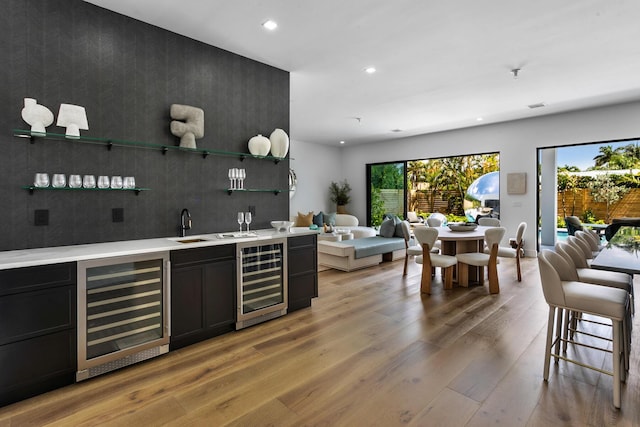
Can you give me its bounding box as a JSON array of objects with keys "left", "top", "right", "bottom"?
[
  {"left": 76, "top": 252, "right": 170, "bottom": 381},
  {"left": 236, "top": 237, "right": 288, "bottom": 329}
]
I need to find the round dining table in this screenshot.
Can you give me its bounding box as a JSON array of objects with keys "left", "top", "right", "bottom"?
[{"left": 434, "top": 225, "right": 492, "bottom": 285}]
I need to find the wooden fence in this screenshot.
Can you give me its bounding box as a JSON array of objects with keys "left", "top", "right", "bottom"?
[{"left": 557, "top": 188, "right": 640, "bottom": 222}]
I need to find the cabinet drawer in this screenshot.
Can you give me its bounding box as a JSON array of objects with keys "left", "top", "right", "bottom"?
[
  {"left": 288, "top": 247, "right": 317, "bottom": 276},
  {"left": 0, "top": 285, "right": 75, "bottom": 345},
  {"left": 171, "top": 245, "right": 236, "bottom": 268},
  {"left": 288, "top": 273, "right": 317, "bottom": 302},
  {"left": 0, "top": 262, "right": 76, "bottom": 296},
  {"left": 288, "top": 234, "right": 316, "bottom": 249},
  {"left": 0, "top": 329, "right": 76, "bottom": 406}
]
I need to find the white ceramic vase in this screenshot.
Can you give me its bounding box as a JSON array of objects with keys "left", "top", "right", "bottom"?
[
  {"left": 21, "top": 98, "right": 54, "bottom": 136},
  {"left": 248, "top": 134, "right": 271, "bottom": 156},
  {"left": 269, "top": 128, "right": 289, "bottom": 158}
]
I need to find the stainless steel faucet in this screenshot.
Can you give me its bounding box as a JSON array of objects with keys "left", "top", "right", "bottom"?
[{"left": 180, "top": 208, "right": 192, "bottom": 237}]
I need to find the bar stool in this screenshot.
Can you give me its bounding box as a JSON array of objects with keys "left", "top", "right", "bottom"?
[
  {"left": 556, "top": 241, "right": 634, "bottom": 315},
  {"left": 538, "top": 251, "right": 629, "bottom": 409}
]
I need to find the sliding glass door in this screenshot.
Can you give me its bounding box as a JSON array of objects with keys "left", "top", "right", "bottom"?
[{"left": 367, "top": 162, "right": 406, "bottom": 227}]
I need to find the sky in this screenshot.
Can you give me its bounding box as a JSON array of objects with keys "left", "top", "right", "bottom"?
[{"left": 555, "top": 140, "right": 636, "bottom": 171}]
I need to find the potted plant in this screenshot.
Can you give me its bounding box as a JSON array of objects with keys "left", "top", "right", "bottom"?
[{"left": 329, "top": 180, "right": 352, "bottom": 213}]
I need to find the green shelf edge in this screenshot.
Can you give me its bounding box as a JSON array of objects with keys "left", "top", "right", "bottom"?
[{"left": 13, "top": 129, "right": 292, "bottom": 161}]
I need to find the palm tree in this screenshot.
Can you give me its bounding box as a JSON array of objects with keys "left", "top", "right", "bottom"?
[{"left": 593, "top": 145, "right": 615, "bottom": 169}]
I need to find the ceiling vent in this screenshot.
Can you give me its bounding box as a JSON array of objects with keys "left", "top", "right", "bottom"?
[{"left": 528, "top": 102, "right": 546, "bottom": 109}]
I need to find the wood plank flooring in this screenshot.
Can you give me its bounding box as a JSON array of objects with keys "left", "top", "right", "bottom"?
[{"left": 1, "top": 255, "right": 640, "bottom": 426}]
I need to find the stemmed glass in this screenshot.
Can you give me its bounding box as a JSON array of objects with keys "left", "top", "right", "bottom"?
[
  {"left": 237, "top": 212, "right": 244, "bottom": 234},
  {"left": 244, "top": 212, "right": 252, "bottom": 233},
  {"left": 239, "top": 169, "right": 246, "bottom": 189},
  {"left": 228, "top": 169, "right": 235, "bottom": 190}
]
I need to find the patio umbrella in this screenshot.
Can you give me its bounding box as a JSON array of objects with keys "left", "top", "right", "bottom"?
[{"left": 466, "top": 171, "right": 499, "bottom": 203}]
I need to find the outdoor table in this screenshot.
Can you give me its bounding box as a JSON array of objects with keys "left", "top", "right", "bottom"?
[{"left": 591, "top": 226, "right": 640, "bottom": 275}]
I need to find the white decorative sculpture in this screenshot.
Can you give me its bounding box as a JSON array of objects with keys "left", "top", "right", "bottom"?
[
  {"left": 269, "top": 128, "right": 289, "bottom": 158},
  {"left": 248, "top": 134, "right": 271, "bottom": 156},
  {"left": 170, "top": 104, "right": 204, "bottom": 149},
  {"left": 21, "top": 98, "right": 54, "bottom": 136},
  {"left": 57, "top": 103, "right": 89, "bottom": 138}
]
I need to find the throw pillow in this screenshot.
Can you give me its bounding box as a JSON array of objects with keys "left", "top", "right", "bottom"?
[
  {"left": 379, "top": 218, "right": 396, "bottom": 238},
  {"left": 394, "top": 221, "right": 406, "bottom": 238},
  {"left": 295, "top": 211, "right": 314, "bottom": 227},
  {"left": 313, "top": 212, "right": 324, "bottom": 227},
  {"left": 323, "top": 212, "right": 336, "bottom": 226}
]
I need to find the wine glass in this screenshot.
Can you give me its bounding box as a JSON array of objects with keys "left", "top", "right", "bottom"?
[
  {"left": 228, "top": 168, "right": 234, "bottom": 189},
  {"left": 239, "top": 169, "right": 246, "bottom": 189},
  {"left": 244, "top": 212, "right": 252, "bottom": 233},
  {"left": 237, "top": 211, "right": 244, "bottom": 234}
]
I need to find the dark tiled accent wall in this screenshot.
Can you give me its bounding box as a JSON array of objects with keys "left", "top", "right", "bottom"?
[{"left": 0, "top": 0, "right": 290, "bottom": 251}]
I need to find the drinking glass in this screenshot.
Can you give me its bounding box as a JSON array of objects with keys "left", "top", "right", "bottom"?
[
  {"left": 244, "top": 212, "right": 252, "bottom": 233},
  {"left": 34, "top": 173, "right": 49, "bottom": 188},
  {"left": 110, "top": 176, "right": 123, "bottom": 189},
  {"left": 123, "top": 176, "right": 136, "bottom": 189},
  {"left": 227, "top": 169, "right": 234, "bottom": 189},
  {"left": 231, "top": 168, "right": 239, "bottom": 190},
  {"left": 239, "top": 169, "right": 246, "bottom": 189},
  {"left": 97, "top": 176, "right": 110, "bottom": 189},
  {"left": 83, "top": 175, "right": 96, "bottom": 188},
  {"left": 69, "top": 174, "right": 82, "bottom": 188},
  {"left": 52, "top": 174, "right": 66, "bottom": 188},
  {"left": 237, "top": 212, "right": 244, "bottom": 233}
]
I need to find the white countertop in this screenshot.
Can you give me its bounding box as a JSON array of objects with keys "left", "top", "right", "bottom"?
[{"left": 0, "top": 228, "right": 319, "bottom": 270}]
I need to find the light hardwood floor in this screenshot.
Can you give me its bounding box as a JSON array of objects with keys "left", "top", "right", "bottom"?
[{"left": 1, "top": 255, "right": 639, "bottom": 426}]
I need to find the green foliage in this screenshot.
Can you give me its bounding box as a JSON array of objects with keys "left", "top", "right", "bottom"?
[
  {"left": 557, "top": 216, "right": 566, "bottom": 228},
  {"left": 371, "top": 164, "right": 404, "bottom": 189},
  {"left": 588, "top": 174, "right": 630, "bottom": 222},
  {"left": 370, "top": 188, "right": 386, "bottom": 227},
  {"left": 329, "top": 180, "right": 352, "bottom": 205},
  {"left": 581, "top": 209, "right": 596, "bottom": 224}
]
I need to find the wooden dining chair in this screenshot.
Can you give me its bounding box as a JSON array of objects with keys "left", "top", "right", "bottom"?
[
  {"left": 456, "top": 227, "right": 505, "bottom": 294},
  {"left": 477, "top": 217, "right": 501, "bottom": 226},
  {"left": 413, "top": 227, "right": 457, "bottom": 294},
  {"left": 484, "top": 222, "right": 527, "bottom": 281}
]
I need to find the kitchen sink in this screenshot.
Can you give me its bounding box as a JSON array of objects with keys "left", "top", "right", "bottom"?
[
  {"left": 175, "top": 238, "right": 209, "bottom": 244},
  {"left": 167, "top": 236, "right": 212, "bottom": 244}
]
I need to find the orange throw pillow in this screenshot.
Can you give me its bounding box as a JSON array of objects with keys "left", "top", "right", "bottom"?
[{"left": 295, "top": 211, "right": 314, "bottom": 227}]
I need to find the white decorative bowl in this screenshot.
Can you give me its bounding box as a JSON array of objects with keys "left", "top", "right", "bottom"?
[
  {"left": 271, "top": 220, "right": 294, "bottom": 232},
  {"left": 447, "top": 222, "right": 478, "bottom": 232}
]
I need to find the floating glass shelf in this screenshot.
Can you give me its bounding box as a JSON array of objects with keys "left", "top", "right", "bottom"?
[
  {"left": 13, "top": 129, "right": 291, "bottom": 163},
  {"left": 227, "top": 188, "right": 289, "bottom": 195},
  {"left": 23, "top": 186, "right": 150, "bottom": 195}
]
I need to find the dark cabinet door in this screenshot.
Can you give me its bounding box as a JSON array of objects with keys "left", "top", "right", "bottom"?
[
  {"left": 171, "top": 266, "right": 205, "bottom": 340},
  {"left": 0, "top": 263, "right": 76, "bottom": 407},
  {"left": 170, "top": 246, "right": 236, "bottom": 350},
  {"left": 287, "top": 235, "right": 318, "bottom": 312},
  {"left": 204, "top": 260, "right": 236, "bottom": 330}
]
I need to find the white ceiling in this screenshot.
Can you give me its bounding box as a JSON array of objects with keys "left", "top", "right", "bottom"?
[{"left": 85, "top": 0, "right": 640, "bottom": 146}]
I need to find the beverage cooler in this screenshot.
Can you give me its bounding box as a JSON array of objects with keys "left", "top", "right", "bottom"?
[
  {"left": 236, "top": 237, "right": 288, "bottom": 329},
  {"left": 76, "top": 252, "right": 170, "bottom": 381}
]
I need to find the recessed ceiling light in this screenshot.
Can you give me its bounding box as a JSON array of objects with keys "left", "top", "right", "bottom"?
[
  {"left": 364, "top": 67, "right": 376, "bottom": 74},
  {"left": 262, "top": 20, "right": 278, "bottom": 30},
  {"left": 339, "top": 140, "right": 345, "bottom": 145},
  {"left": 528, "top": 102, "right": 546, "bottom": 109},
  {"left": 476, "top": 117, "right": 483, "bottom": 121}
]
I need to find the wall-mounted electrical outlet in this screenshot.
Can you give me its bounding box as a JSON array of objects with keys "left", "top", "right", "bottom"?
[
  {"left": 34, "top": 209, "right": 49, "bottom": 226},
  {"left": 112, "top": 208, "right": 124, "bottom": 223}
]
